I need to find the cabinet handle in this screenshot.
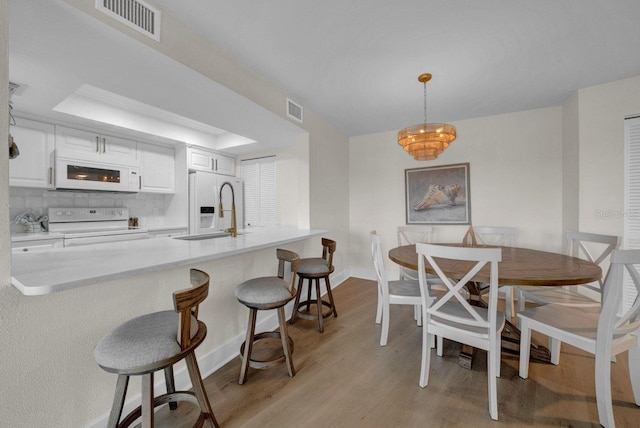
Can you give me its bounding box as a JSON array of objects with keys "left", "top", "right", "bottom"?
[
  {"left": 102, "top": 137, "right": 106, "bottom": 153},
  {"left": 95, "top": 136, "right": 100, "bottom": 152},
  {"left": 48, "top": 167, "right": 53, "bottom": 185},
  {"left": 139, "top": 176, "right": 142, "bottom": 190},
  {"left": 215, "top": 159, "right": 218, "bottom": 171}
]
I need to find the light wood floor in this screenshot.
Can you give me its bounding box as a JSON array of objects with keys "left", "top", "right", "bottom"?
[{"left": 143, "top": 277, "right": 639, "bottom": 427}]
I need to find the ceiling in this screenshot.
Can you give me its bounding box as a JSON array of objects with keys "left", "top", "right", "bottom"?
[
  {"left": 7, "top": 0, "right": 304, "bottom": 155},
  {"left": 8, "top": 0, "right": 640, "bottom": 153},
  {"left": 152, "top": 0, "right": 640, "bottom": 136}
]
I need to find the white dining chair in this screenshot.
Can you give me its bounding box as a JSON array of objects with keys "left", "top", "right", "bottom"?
[
  {"left": 518, "top": 248, "right": 640, "bottom": 428},
  {"left": 416, "top": 242, "right": 504, "bottom": 420},
  {"left": 397, "top": 225, "right": 446, "bottom": 325},
  {"left": 397, "top": 225, "right": 435, "bottom": 280},
  {"left": 517, "top": 231, "right": 620, "bottom": 315},
  {"left": 371, "top": 230, "right": 431, "bottom": 346},
  {"left": 466, "top": 226, "right": 517, "bottom": 319}
]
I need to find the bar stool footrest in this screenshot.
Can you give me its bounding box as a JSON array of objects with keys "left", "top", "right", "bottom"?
[
  {"left": 240, "top": 331, "right": 294, "bottom": 370},
  {"left": 118, "top": 391, "right": 210, "bottom": 428},
  {"left": 294, "top": 300, "right": 336, "bottom": 320}
]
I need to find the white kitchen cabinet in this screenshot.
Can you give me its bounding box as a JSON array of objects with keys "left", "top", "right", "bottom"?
[
  {"left": 56, "top": 126, "right": 138, "bottom": 166},
  {"left": 188, "top": 147, "right": 212, "bottom": 172},
  {"left": 9, "top": 118, "right": 55, "bottom": 189},
  {"left": 138, "top": 143, "right": 175, "bottom": 193},
  {"left": 187, "top": 146, "right": 236, "bottom": 176},
  {"left": 212, "top": 153, "right": 236, "bottom": 176},
  {"left": 149, "top": 227, "right": 187, "bottom": 238}
]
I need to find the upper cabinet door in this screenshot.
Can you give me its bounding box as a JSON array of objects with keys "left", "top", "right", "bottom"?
[
  {"left": 187, "top": 147, "right": 213, "bottom": 172},
  {"left": 55, "top": 126, "right": 138, "bottom": 166},
  {"left": 9, "top": 118, "right": 55, "bottom": 189},
  {"left": 212, "top": 153, "right": 236, "bottom": 176},
  {"left": 139, "top": 143, "right": 175, "bottom": 193},
  {"left": 101, "top": 135, "right": 139, "bottom": 166}
]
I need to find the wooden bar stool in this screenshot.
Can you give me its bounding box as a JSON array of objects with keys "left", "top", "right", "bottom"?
[
  {"left": 93, "top": 269, "right": 219, "bottom": 428},
  {"left": 235, "top": 249, "right": 300, "bottom": 384},
  {"left": 289, "top": 238, "right": 337, "bottom": 332}
]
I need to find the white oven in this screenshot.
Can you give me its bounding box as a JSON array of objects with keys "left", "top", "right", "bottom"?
[
  {"left": 47, "top": 208, "right": 149, "bottom": 247},
  {"left": 55, "top": 157, "right": 140, "bottom": 192}
]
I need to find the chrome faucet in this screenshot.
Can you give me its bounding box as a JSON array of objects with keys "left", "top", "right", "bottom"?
[{"left": 218, "top": 181, "right": 237, "bottom": 237}]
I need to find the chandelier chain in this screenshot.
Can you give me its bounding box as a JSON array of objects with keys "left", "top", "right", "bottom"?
[{"left": 423, "top": 81, "right": 428, "bottom": 125}]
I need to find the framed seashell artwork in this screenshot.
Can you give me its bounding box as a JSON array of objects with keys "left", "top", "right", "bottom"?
[{"left": 405, "top": 163, "right": 471, "bottom": 225}]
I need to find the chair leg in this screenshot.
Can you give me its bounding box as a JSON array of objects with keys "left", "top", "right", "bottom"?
[
  {"left": 141, "top": 373, "right": 154, "bottom": 428},
  {"left": 380, "top": 297, "right": 390, "bottom": 346},
  {"left": 629, "top": 343, "right": 640, "bottom": 405},
  {"left": 106, "top": 375, "right": 129, "bottom": 428},
  {"left": 519, "top": 318, "right": 532, "bottom": 379},
  {"left": 487, "top": 343, "right": 498, "bottom": 420},
  {"left": 517, "top": 289, "right": 526, "bottom": 313},
  {"left": 186, "top": 352, "right": 220, "bottom": 427},
  {"left": 324, "top": 276, "right": 338, "bottom": 317},
  {"left": 414, "top": 304, "right": 422, "bottom": 327},
  {"left": 419, "top": 328, "right": 431, "bottom": 388},
  {"left": 289, "top": 275, "right": 304, "bottom": 325},
  {"left": 277, "top": 306, "right": 296, "bottom": 378},
  {"left": 375, "top": 286, "right": 383, "bottom": 325},
  {"left": 595, "top": 347, "right": 614, "bottom": 428},
  {"left": 306, "top": 278, "right": 312, "bottom": 311},
  {"left": 164, "top": 366, "right": 177, "bottom": 411},
  {"left": 549, "top": 337, "right": 561, "bottom": 365},
  {"left": 504, "top": 286, "right": 514, "bottom": 319},
  {"left": 437, "top": 336, "right": 443, "bottom": 357},
  {"left": 239, "top": 308, "right": 257, "bottom": 385},
  {"left": 495, "top": 331, "right": 502, "bottom": 378},
  {"left": 315, "top": 278, "right": 324, "bottom": 333}
]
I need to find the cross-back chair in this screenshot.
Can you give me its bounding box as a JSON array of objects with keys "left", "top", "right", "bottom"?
[
  {"left": 518, "top": 248, "right": 640, "bottom": 427},
  {"left": 464, "top": 226, "right": 518, "bottom": 318},
  {"left": 371, "top": 230, "right": 425, "bottom": 346},
  {"left": 517, "top": 231, "right": 621, "bottom": 318},
  {"left": 416, "top": 243, "right": 504, "bottom": 420}
]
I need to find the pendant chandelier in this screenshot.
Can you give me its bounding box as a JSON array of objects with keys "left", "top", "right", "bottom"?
[{"left": 397, "top": 73, "right": 456, "bottom": 160}]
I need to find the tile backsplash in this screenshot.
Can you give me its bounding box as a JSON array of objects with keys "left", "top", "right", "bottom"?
[{"left": 10, "top": 187, "right": 167, "bottom": 234}]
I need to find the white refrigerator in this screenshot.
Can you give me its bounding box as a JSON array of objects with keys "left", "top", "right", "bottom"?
[{"left": 188, "top": 171, "right": 243, "bottom": 235}]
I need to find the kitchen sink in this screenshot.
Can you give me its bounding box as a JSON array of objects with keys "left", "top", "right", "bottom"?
[{"left": 173, "top": 232, "right": 231, "bottom": 241}]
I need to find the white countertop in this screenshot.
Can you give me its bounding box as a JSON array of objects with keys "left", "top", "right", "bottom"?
[
  {"left": 11, "top": 231, "right": 65, "bottom": 242},
  {"left": 11, "top": 226, "right": 325, "bottom": 296}
]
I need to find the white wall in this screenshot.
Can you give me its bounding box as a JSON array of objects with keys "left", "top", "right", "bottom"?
[
  {"left": 577, "top": 75, "right": 640, "bottom": 237},
  {"left": 349, "top": 107, "right": 564, "bottom": 274},
  {"left": 562, "top": 90, "right": 580, "bottom": 242},
  {"left": 0, "top": 0, "right": 9, "bottom": 283}
]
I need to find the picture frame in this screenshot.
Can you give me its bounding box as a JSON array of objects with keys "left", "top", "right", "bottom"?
[{"left": 405, "top": 163, "right": 471, "bottom": 225}]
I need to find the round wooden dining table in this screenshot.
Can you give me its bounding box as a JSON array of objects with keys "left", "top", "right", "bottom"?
[{"left": 388, "top": 244, "right": 602, "bottom": 367}]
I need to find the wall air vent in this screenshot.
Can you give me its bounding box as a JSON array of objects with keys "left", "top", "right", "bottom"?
[
  {"left": 8, "top": 81, "right": 27, "bottom": 97},
  {"left": 286, "top": 98, "right": 303, "bottom": 123},
  {"left": 95, "top": 0, "right": 161, "bottom": 41}
]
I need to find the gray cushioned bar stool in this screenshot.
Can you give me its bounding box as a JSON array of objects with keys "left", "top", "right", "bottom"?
[
  {"left": 289, "top": 238, "right": 337, "bottom": 332},
  {"left": 94, "top": 269, "right": 219, "bottom": 428},
  {"left": 235, "top": 248, "right": 300, "bottom": 384}
]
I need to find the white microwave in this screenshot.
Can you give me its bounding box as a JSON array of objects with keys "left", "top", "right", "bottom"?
[{"left": 55, "top": 157, "right": 140, "bottom": 192}]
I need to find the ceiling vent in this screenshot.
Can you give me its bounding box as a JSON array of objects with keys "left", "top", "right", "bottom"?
[
  {"left": 95, "top": 0, "right": 161, "bottom": 42},
  {"left": 286, "top": 98, "right": 303, "bottom": 123}
]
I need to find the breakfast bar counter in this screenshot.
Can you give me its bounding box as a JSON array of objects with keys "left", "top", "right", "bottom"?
[{"left": 12, "top": 226, "right": 325, "bottom": 296}]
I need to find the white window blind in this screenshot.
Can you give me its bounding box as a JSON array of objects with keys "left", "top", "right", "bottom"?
[
  {"left": 241, "top": 156, "right": 276, "bottom": 226},
  {"left": 624, "top": 116, "right": 640, "bottom": 311}
]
